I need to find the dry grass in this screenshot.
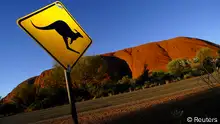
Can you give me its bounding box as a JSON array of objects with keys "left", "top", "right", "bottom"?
[{"left": 34, "top": 83, "right": 220, "bottom": 124}]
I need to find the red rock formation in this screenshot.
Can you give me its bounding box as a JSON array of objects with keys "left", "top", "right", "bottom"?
[
  {"left": 102, "top": 37, "right": 219, "bottom": 78},
  {"left": 2, "top": 76, "right": 37, "bottom": 103},
  {"left": 2, "top": 70, "right": 53, "bottom": 103},
  {"left": 34, "top": 69, "right": 53, "bottom": 88}
]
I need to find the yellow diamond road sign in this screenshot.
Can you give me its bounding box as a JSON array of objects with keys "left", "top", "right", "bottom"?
[{"left": 17, "top": 1, "right": 92, "bottom": 70}]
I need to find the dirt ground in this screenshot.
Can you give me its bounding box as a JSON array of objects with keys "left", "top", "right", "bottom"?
[{"left": 33, "top": 84, "right": 220, "bottom": 124}]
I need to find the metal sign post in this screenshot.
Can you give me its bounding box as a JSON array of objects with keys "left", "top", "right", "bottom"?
[{"left": 64, "top": 65, "right": 78, "bottom": 124}]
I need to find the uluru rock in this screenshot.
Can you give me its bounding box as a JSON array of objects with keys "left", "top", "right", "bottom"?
[
  {"left": 2, "top": 76, "right": 37, "bottom": 103},
  {"left": 102, "top": 37, "right": 219, "bottom": 78},
  {"left": 34, "top": 69, "right": 53, "bottom": 88},
  {"left": 2, "top": 70, "right": 53, "bottom": 103}
]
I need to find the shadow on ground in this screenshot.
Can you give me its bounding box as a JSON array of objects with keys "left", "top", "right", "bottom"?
[{"left": 106, "top": 87, "right": 220, "bottom": 124}]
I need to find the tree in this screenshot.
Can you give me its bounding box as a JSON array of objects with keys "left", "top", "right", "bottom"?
[
  {"left": 196, "top": 47, "right": 213, "bottom": 64},
  {"left": 28, "top": 86, "right": 69, "bottom": 111},
  {"left": 167, "top": 59, "right": 189, "bottom": 78},
  {"left": 45, "top": 56, "right": 108, "bottom": 88},
  {"left": 202, "top": 56, "right": 214, "bottom": 73},
  {"left": 41, "top": 56, "right": 110, "bottom": 102},
  {"left": 195, "top": 47, "right": 216, "bottom": 75},
  {"left": 70, "top": 55, "right": 108, "bottom": 86}
]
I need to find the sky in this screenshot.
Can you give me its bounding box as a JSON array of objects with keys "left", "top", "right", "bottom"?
[{"left": 1, "top": 0, "right": 220, "bottom": 97}]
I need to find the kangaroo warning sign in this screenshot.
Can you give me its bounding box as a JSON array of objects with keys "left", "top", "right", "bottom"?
[{"left": 17, "top": 1, "right": 92, "bottom": 70}]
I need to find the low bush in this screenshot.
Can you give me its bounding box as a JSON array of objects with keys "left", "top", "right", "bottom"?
[
  {"left": 202, "top": 57, "right": 215, "bottom": 73},
  {"left": 0, "top": 103, "right": 20, "bottom": 116},
  {"left": 149, "top": 83, "right": 157, "bottom": 88},
  {"left": 136, "top": 64, "right": 149, "bottom": 85},
  {"left": 190, "top": 68, "right": 201, "bottom": 76},
  {"left": 135, "top": 85, "right": 142, "bottom": 90},
  {"left": 184, "top": 73, "right": 193, "bottom": 79},
  {"left": 27, "top": 87, "right": 69, "bottom": 110},
  {"left": 151, "top": 71, "right": 167, "bottom": 79},
  {"left": 102, "top": 80, "right": 117, "bottom": 96},
  {"left": 143, "top": 81, "right": 151, "bottom": 88},
  {"left": 74, "top": 86, "right": 91, "bottom": 102},
  {"left": 116, "top": 75, "right": 136, "bottom": 93},
  {"left": 115, "top": 83, "right": 130, "bottom": 94}
]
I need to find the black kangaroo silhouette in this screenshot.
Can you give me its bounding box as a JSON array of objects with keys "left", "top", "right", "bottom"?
[{"left": 30, "top": 20, "right": 83, "bottom": 54}]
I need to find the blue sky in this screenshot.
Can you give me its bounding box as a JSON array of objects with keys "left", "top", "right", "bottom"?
[{"left": 1, "top": 0, "right": 220, "bottom": 97}]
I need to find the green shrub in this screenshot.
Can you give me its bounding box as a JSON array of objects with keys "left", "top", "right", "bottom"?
[
  {"left": 74, "top": 86, "right": 91, "bottom": 102},
  {"left": 167, "top": 59, "right": 191, "bottom": 78},
  {"left": 196, "top": 47, "right": 213, "bottom": 64},
  {"left": 115, "top": 83, "right": 130, "bottom": 94},
  {"left": 33, "top": 87, "right": 69, "bottom": 109},
  {"left": 149, "top": 83, "right": 157, "bottom": 88},
  {"left": 26, "top": 100, "right": 42, "bottom": 112},
  {"left": 135, "top": 85, "right": 142, "bottom": 90},
  {"left": 40, "top": 97, "right": 56, "bottom": 109},
  {"left": 182, "top": 68, "right": 192, "bottom": 75},
  {"left": 118, "top": 75, "right": 131, "bottom": 84},
  {"left": 191, "top": 68, "right": 202, "bottom": 76},
  {"left": 71, "top": 56, "right": 108, "bottom": 85},
  {"left": 76, "top": 96, "right": 84, "bottom": 101},
  {"left": 116, "top": 75, "right": 136, "bottom": 93},
  {"left": 102, "top": 80, "right": 117, "bottom": 96},
  {"left": 192, "top": 48, "right": 215, "bottom": 74},
  {"left": 0, "top": 103, "right": 20, "bottom": 116},
  {"left": 119, "top": 76, "right": 135, "bottom": 85},
  {"left": 144, "top": 81, "right": 151, "bottom": 88},
  {"left": 151, "top": 70, "right": 168, "bottom": 85},
  {"left": 176, "top": 77, "right": 182, "bottom": 81},
  {"left": 85, "top": 83, "right": 98, "bottom": 98},
  {"left": 184, "top": 73, "right": 192, "bottom": 79},
  {"left": 202, "top": 56, "right": 215, "bottom": 73},
  {"left": 193, "top": 57, "right": 199, "bottom": 63},
  {"left": 85, "top": 82, "right": 112, "bottom": 99}
]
